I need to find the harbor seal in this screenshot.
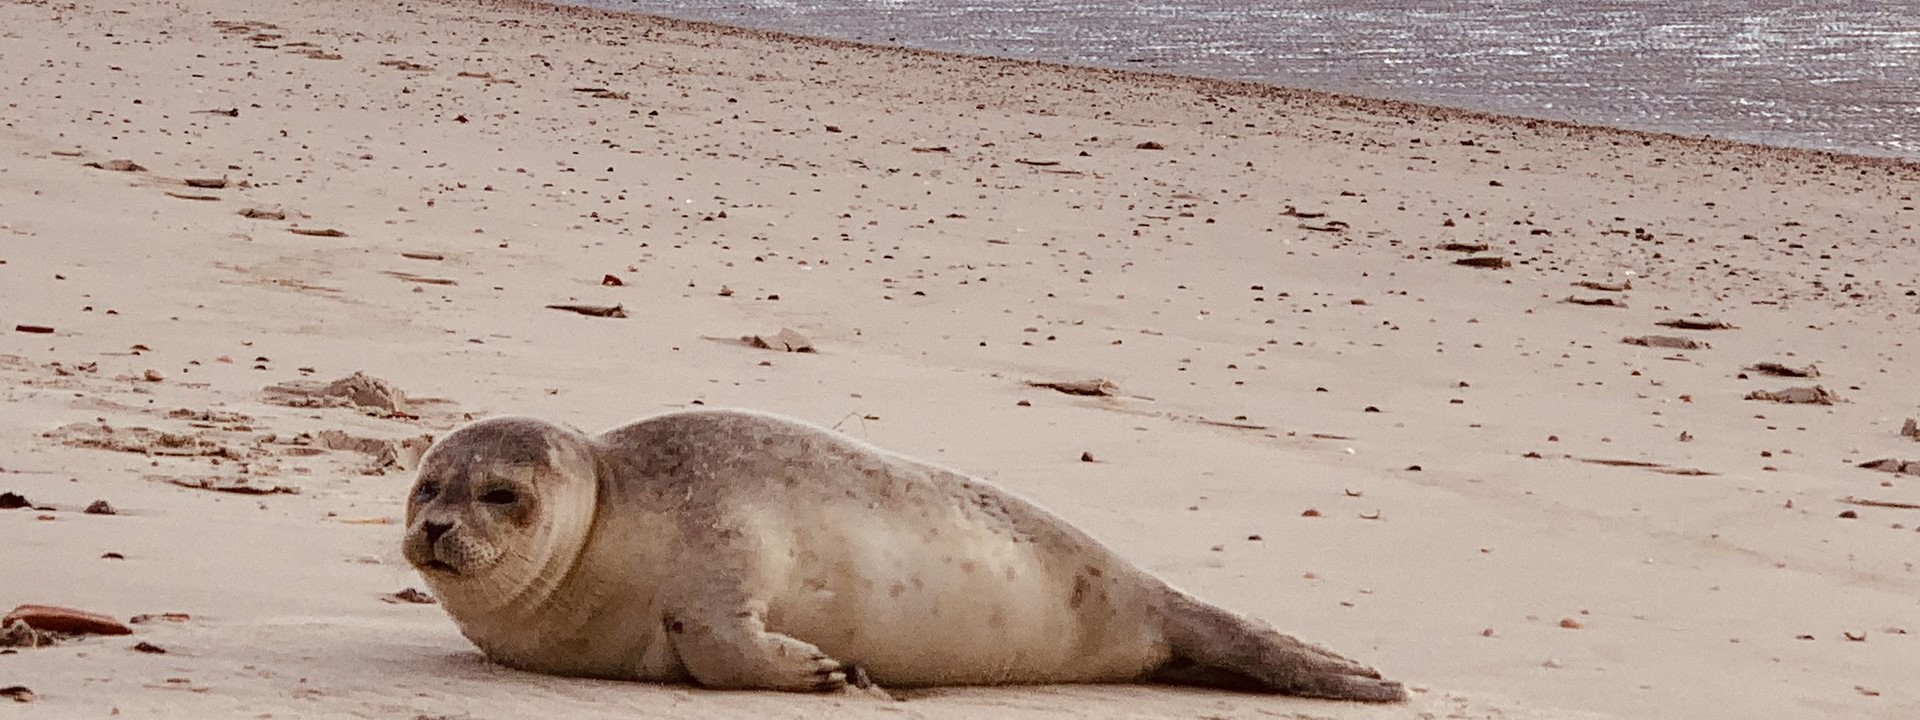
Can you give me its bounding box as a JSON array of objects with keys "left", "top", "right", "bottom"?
[{"left": 401, "top": 408, "right": 1405, "bottom": 702}]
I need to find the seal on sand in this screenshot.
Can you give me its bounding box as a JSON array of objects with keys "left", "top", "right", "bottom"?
[{"left": 401, "top": 409, "right": 1406, "bottom": 702}]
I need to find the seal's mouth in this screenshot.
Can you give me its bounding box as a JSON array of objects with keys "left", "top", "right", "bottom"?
[{"left": 421, "top": 559, "right": 459, "bottom": 575}]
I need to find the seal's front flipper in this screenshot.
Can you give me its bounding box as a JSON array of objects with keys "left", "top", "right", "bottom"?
[
  {"left": 836, "top": 663, "right": 897, "bottom": 700},
  {"left": 662, "top": 601, "right": 850, "bottom": 692},
  {"left": 1156, "top": 592, "right": 1408, "bottom": 703}
]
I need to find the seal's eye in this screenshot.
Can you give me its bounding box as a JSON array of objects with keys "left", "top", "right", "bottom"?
[
  {"left": 414, "top": 482, "right": 440, "bottom": 502},
  {"left": 479, "top": 489, "right": 518, "bottom": 505}
]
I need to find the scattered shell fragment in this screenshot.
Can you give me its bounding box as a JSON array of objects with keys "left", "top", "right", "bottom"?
[
  {"left": 1, "top": 621, "right": 59, "bottom": 649},
  {"left": 128, "top": 612, "right": 191, "bottom": 624},
  {"left": 1298, "top": 220, "right": 1349, "bottom": 233},
  {"left": 383, "top": 588, "right": 437, "bottom": 604},
  {"left": 85, "top": 159, "right": 147, "bottom": 172},
  {"left": 743, "top": 328, "right": 815, "bottom": 353}
]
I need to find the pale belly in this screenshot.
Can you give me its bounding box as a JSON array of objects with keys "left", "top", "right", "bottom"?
[{"left": 750, "top": 503, "right": 1168, "bottom": 686}]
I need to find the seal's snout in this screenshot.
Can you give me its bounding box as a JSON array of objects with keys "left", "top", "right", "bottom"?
[{"left": 422, "top": 519, "right": 453, "bottom": 545}]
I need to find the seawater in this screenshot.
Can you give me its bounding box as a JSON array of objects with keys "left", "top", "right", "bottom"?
[{"left": 569, "top": 0, "right": 1920, "bottom": 160}]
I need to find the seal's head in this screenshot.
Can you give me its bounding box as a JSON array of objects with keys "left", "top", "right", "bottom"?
[{"left": 403, "top": 416, "right": 600, "bottom": 612}]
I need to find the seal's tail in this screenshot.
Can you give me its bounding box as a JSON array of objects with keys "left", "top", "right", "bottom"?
[{"left": 1150, "top": 592, "right": 1408, "bottom": 702}]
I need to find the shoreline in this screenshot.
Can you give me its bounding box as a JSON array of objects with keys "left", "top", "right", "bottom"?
[{"left": 527, "top": 0, "right": 1920, "bottom": 168}]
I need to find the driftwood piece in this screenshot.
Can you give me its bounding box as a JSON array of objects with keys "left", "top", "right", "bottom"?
[
  {"left": 1744, "top": 362, "right": 1819, "bottom": 378},
  {"left": 1840, "top": 495, "right": 1920, "bottom": 509},
  {"left": 164, "top": 476, "right": 300, "bottom": 495},
  {"left": 1025, "top": 379, "right": 1118, "bottom": 397},
  {"left": 546, "top": 303, "right": 627, "bottom": 318},
  {"left": 1577, "top": 457, "right": 1717, "bottom": 476},
  {"left": 1744, "top": 385, "right": 1839, "bottom": 405},
  {"left": 1196, "top": 417, "right": 1269, "bottom": 431},
  {"left": 1656, "top": 318, "right": 1736, "bottom": 330},
  {"left": 1622, "top": 335, "right": 1705, "bottom": 350},
  {"left": 1859, "top": 459, "right": 1920, "bottom": 476},
  {"left": 1454, "top": 256, "right": 1510, "bottom": 269},
  {"left": 289, "top": 227, "right": 347, "bottom": 238},
  {"left": 1564, "top": 296, "right": 1626, "bottom": 308},
  {"left": 1573, "top": 280, "right": 1631, "bottom": 292},
  {"left": 4, "top": 605, "right": 132, "bottom": 636},
  {"left": 384, "top": 271, "right": 457, "bottom": 286}
]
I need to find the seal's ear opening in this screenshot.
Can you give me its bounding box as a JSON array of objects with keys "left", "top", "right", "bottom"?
[{"left": 540, "top": 429, "right": 602, "bottom": 491}]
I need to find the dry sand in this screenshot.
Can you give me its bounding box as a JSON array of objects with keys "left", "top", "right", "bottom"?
[{"left": 3, "top": 0, "right": 1918, "bottom": 717}]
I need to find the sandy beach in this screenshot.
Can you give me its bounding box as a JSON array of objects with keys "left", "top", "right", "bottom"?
[{"left": 3, "top": 0, "right": 1918, "bottom": 717}]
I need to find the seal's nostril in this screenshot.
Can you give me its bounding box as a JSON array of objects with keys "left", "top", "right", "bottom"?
[{"left": 422, "top": 520, "right": 453, "bottom": 545}]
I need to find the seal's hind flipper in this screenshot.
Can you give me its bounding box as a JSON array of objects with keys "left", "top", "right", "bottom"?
[{"left": 1153, "top": 593, "right": 1407, "bottom": 702}]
